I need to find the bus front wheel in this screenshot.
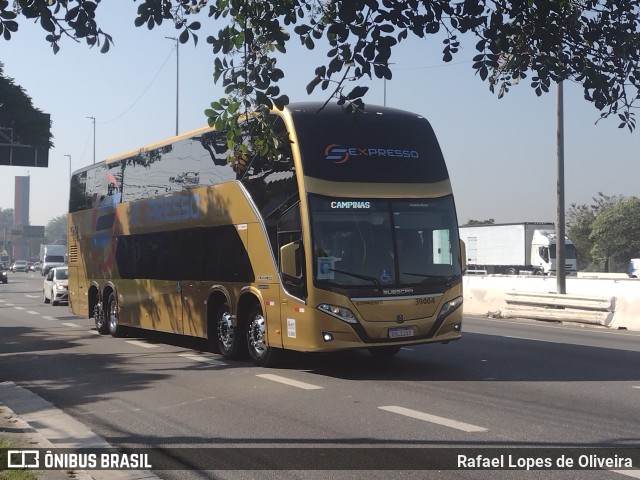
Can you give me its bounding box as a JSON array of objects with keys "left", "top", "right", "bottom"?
[
  {"left": 107, "top": 292, "right": 125, "bottom": 338},
  {"left": 247, "top": 304, "right": 280, "bottom": 367},
  {"left": 217, "top": 304, "right": 245, "bottom": 359}
]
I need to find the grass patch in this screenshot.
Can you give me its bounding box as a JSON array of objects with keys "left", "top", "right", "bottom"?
[{"left": 0, "top": 438, "right": 39, "bottom": 480}]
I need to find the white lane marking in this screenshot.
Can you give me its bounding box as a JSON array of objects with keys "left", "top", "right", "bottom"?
[
  {"left": 4, "top": 303, "right": 14, "bottom": 306},
  {"left": 42, "top": 316, "right": 56, "bottom": 321},
  {"left": 633, "top": 386, "right": 640, "bottom": 390},
  {"left": 613, "top": 470, "right": 640, "bottom": 479},
  {"left": 178, "top": 353, "right": 226, "bottom": 366},
  {"left": 62, "top": 322, "right": 82, "bottom": 328},
  {"left": 126, "top": 340, "right": 160, "bottom": 349},
  {"left": 256, "top": 373, "right": 323, "bottom": 390},
  {"left": 379, "top": 406, "right": 488, "bottom": 433},
  {"left": 26, "top": 311, "right": 39, "bottom": 315},
  {"left": 14, "top": 306, "right": 24, "bottom": 310},
  {"left": 25, "top": 295, "right": 40, "bottom": 299},
  {"left": 479, "top": 316, "right": 640, "bottom": 338},
  {"left": 88, "top": 330, "right": 100, "bottom": 335}
]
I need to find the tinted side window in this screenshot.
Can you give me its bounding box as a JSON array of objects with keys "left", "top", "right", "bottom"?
[{"left": 116, "top": 226, "right": 254, "bottom": 282}]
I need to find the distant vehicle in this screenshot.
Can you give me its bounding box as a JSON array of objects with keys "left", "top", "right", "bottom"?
[
  {"left": 459, "top": 222, "right": 577, "bottom": 276},
  {"left": 0, "top": 254, "right": 9, "bottom": 269},
  {"left": 0, "top": 265, "right": 7, "bottom": 284},
  {"left": 43, "top": 266, "right": 69, "bottom": 306},
  {"left": 11, "top": 260, "right": 29, "bottom": 273},
  {"left": 31, "top": 261, "right": 41, "bottom": 272},
  {"left": 40, "top": 244, "right": 66, "bottom": 275}
]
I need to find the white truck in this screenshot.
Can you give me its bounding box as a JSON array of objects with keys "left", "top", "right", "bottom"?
[
  {"left": 459, "top": 222, "right": 577, "bottom": 276},
  {"left": 40, "top": 244, "right": 66, "bottom": 275}
]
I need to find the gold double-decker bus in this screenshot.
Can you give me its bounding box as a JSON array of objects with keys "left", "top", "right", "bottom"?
[{"left": 67, "top": 103, "right": 464, "bottom": 366}]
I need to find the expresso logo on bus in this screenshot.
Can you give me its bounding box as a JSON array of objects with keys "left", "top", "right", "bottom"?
[
  {"left": 131, "top": 194, "right": 200, "bottom": 227},
  {"left": 324, "top": 144, "right": 420, "bottom": 164}
]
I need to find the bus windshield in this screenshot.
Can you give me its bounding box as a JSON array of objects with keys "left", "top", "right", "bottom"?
[{"left": 309, "top": 194, "right": 461, "bottom": 290}]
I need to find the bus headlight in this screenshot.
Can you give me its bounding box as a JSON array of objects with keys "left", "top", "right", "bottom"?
[
  {"left": 317, "top": 304, "right": 358, "bottom": 324},
  {"left": 437, "top": 296, "right": 463, "bottom": 321}
]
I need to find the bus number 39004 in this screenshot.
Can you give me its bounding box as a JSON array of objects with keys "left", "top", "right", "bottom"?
[{"left": 415, "top": 297, "right": 436, "bottom": 305}]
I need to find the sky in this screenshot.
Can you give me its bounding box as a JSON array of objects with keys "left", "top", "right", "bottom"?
[{"left": 0, "top": 2, "right": 638, "bottom": 228}]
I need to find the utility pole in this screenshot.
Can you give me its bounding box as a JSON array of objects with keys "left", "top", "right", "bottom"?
[
  {"left": 165, "top": 36, "right": 179, "bottom": 135},
  {"left": 86, "top": 116, "right": 96, "bottom": 164},
  {"left": 556, "top": 81, "right": 566, "bottom": 294}
]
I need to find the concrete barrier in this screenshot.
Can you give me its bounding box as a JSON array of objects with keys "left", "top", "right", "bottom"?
[
  {"left": 504, "top": 291, "right": 616, "bottom": 326},
  {"left": 462, "top": 275, "right": 640, "bottom": 331}
]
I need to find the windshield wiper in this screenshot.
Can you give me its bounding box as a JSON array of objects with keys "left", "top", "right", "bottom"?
[
  {"left": 329, "top": 268, "right": 383, "bottom": 292},
  {"left": 401, "top": 273, "right": 461, "bottom": 287}
]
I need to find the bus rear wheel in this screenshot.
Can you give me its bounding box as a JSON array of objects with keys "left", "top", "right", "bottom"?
[
  {"left": 107, "top": 292, "right": 125, "bottom": 338},
  {"left": 94, "top": 300, "right": 109, "bottom": 334},
  {"left": 247, "top": 304, "right": 280, "bottom": 367},
  {"left": 217, "top": 304, "right": 245, "bottom": 359}
]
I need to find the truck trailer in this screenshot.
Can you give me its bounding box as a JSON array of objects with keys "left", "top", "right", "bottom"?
[
  {"left": 459, "top": 222, "right": 577, "bottom": 276},
  {"left": 40, "top": 244, "right": 66, "bottom": 275}
]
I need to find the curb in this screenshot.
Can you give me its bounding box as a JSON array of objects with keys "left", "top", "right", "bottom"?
[{"left": 0, "top": 382, "right": 161, "bottom": 480}]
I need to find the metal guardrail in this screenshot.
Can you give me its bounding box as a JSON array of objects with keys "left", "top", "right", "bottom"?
[
  {"left": 465, "top": 269, "right": 488, "bottom": 275},
  {"left": 503, "top": 291, "right": 616, "bottom": 326}
]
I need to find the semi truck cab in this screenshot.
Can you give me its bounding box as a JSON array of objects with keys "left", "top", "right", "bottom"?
[{"left": 531, "top": 230, "right": 577, "bottom": 275}]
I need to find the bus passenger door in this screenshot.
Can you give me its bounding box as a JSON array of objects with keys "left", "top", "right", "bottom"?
[{"left": 277, "top": 204, "right": 308, "bottom": 350}]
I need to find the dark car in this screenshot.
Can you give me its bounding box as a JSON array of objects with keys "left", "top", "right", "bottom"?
[{"left": 0, "top": 265, "right": 7, "bottom": 284}]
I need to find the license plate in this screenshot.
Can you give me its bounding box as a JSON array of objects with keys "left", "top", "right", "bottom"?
[{"left": 388, "top": 326, "right": 414, "bottom": 338}]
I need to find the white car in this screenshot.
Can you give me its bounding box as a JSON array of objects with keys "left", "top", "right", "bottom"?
[{"left": 43, "top": 266, "right": 69, "bottom": 306}]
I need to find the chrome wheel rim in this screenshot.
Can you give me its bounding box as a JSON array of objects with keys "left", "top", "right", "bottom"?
[
  {"left": 109, "top": 300, "right": 118, "bottom": 332},
  {"left": 94, "top": 302, "right": 104, "bottom": 328},
  {"left": 218, "top": 311, "right": 234, "bottom": 350},
  {"left": 248, "top": 313, "right": 267, "bottom": 358}
]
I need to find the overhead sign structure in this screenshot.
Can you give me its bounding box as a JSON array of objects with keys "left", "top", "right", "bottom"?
[
  {"left": 10, "top": 225, "right": 45, "bottom": 239},
  {"left": 0, "top": 114, "right": 51, "bottom": 168}
]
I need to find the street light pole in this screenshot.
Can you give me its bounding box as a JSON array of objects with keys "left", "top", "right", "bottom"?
[
  {"left": 64, "top": 154, "right": 71, "bottom": 179},
  {"left": 64, "top": 154, "right": 71, "bottom": 210},
  {"left": 86, "top": 116, "right": 96, "bottom": 164},
  {"left": 165, "top": 36, "right": 179, "bottom": 135}
]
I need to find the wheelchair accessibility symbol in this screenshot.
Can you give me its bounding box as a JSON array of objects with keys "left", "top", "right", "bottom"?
[{"left": 380, "top": 269, "right": 392, "bottom": 283}]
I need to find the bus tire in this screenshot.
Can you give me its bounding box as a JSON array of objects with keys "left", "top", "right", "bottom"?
[
  {"left": 368, "top": 346, "right": 401, "bottom": 358},
  {"left": 505, "top": 268, "right": 517, "bottom": 275},
  {"left": 217, "top": 303, "right": 245, "bottom": 359},
  {"left": 107, "top": 292, "right": 125, "bottom": 338},
  {"left": 94, "top": 300, "right": 109, "bottom": 335},
  {"left": 247, "top": 303, "right": 280, "bottom": 367}
]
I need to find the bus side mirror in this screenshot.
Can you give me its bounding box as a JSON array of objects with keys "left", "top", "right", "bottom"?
[
  {"left": 280, "top": 241, "right": 302, "bottom": 282},
  {"left": 460, "top": 239, "right": 467, "bottom": 273}
]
